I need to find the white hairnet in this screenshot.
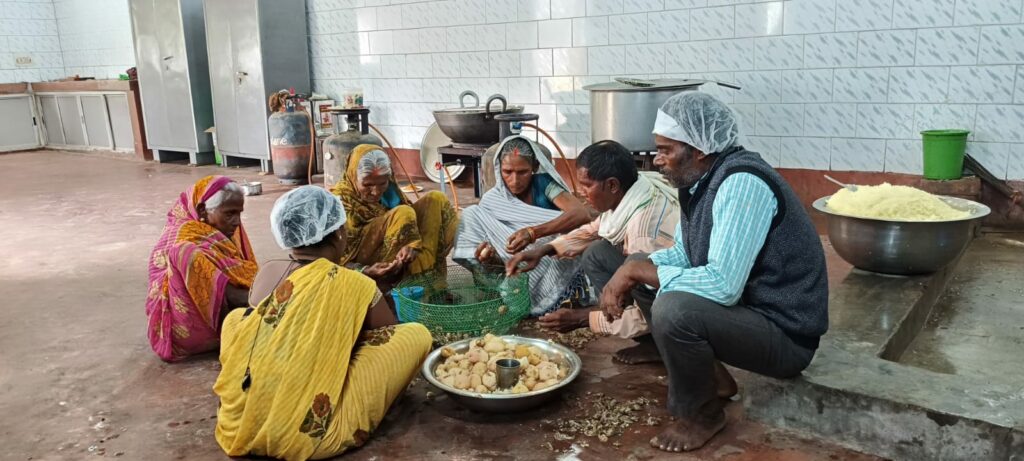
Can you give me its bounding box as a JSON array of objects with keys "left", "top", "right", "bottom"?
[
  {"left": 357, "top": 149, "right": 392, "bottom": 179},
  {"left": 653, "top": 92, "right": 740, "bottom": 154},
  {"left": 270, "top": 186, "right": 346, "bottom": 249}
]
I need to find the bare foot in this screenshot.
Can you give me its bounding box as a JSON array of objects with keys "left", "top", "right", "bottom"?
[
  {"left": 537, "top": 308, "right": 590, "bottom": 332},
  {"left": 613, "top": 341, "right": 662, "bottom": 365},
  {"left": 649, "top": 412, "right": 726, "bottom": 452},
  {"left": 714, "top": 361, "right": 738, "bottom": 399}
]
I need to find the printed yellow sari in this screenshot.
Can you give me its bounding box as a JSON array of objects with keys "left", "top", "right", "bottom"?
[
  {"left": 330, "top": 144, "right": 458, "bottom": 275},
  {"left": 214, "top": 259, "right": 431, "bottom": 460}
]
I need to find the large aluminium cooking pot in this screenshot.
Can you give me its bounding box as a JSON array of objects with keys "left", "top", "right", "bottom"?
[
  {"left": 433, "top": 91, "right": 523, "bottom": 145},
  {"left": 585, "top": 78, "right": 738, "bottom": 152}
]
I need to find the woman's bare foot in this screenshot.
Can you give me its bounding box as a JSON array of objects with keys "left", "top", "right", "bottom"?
[
  {"left": 537, "top": 308, "right": 590, "bottom": 332},
  {"left": 613, "top": 341, "right": 662, "bottom": 364},
  {"left": 649, "top": 411, "right": 726, "bottom": 452},
  {"left": 714, "top": 361, "right": 738, "bottom": 399}
]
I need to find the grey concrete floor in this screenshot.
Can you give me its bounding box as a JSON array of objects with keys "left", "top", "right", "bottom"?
[
  {"left": 0, "top": 151, "right": 880, "bottom": 460},
  {"left": 901, "top": 233, "right": 1024, "bottom": 381},
  {"left": 745, "top": 231, "right": 1024, "bottom": 459}
]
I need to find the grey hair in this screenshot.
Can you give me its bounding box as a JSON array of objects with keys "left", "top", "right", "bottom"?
[
  {"left": 357, "top": 149, "right": 393, "bottom": 179},
  {"left": 205, "top": 182, "right": 243, "bottom": 210},
  {"left": 499, "top": 137, "right": 539, "bottom": 169}
]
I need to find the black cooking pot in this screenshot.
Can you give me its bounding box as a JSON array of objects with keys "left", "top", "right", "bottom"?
[{"left": 432, "top": 91, "right": 524, "bottom": 145}]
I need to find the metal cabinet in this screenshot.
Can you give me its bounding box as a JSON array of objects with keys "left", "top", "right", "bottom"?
[
  {"left": 35, "top": 92, "right": 136, "bottom": 152},
  {"left": 129, "top": 0, "right": 214, "bottom": 165},
  {"left": 0, "top": 94, "right": 41, "bottom": 152},
  {"left": 203, "top": 0, "right": 310, "bottom": 171}
]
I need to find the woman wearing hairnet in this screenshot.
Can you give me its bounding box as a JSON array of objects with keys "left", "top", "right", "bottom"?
[
  {"left": 598, "top": 92, "right": 828, "bottom": 452},
  {"left": 214, "top": 186, "right": 432, "bottom": 460}
]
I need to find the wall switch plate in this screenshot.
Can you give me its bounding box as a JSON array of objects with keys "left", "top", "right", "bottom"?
[{"left": 15, "top": 56, "right": 33, "bottom": 66}]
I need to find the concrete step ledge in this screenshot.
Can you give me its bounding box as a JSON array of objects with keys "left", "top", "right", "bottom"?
[{"left": 741, "top": 344, "right": 1024, "bottom": 461}]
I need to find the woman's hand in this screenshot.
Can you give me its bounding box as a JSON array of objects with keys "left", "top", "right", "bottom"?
[
  {"left": 475, "top": 242, "right": 499, "bottom": 263},
  {"left": 505, "top": 244, "right": 552, "bottom": 276},
  {"left": 394, "top": 245, "right": 420, "bottom": 267},
  {"left": 506, "top": 227, "right": 535, "bottom": 254},
  {"left": 362, "top": 261, "right": 402, "bottom": 280}
]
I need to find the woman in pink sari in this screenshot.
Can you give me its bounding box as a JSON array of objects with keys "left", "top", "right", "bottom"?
[{"left": 146, "top": 175, "right": 258, "bottom": 362}]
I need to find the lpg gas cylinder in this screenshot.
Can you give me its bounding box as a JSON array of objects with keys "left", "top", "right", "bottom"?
[
  {"left": 323, "top": 108, "right": 380, "bottom": 188},
  {"left": 269, "top": 108, "right": 312, "bottom": 185}
]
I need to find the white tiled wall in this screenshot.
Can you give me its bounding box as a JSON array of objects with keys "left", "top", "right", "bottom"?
[
  {"left": 307, "top": 0, "right": 1024, "bottom": 179},
  {"left": 2, "top": 0, "right": 1021, "bottom": 179},
  {"left": 53, "top": 0, "right": 135, "bottom": 80},
  {"left": 0, "top": 0, "right": 134, "bottom": 84},
  {"left": 0, "top": 0, "right": 64, "bottom": 83}
]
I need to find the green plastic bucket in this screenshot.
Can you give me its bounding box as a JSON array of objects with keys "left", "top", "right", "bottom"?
[{"left": 921, "top": 129, "right": 969, "bottom": 180}]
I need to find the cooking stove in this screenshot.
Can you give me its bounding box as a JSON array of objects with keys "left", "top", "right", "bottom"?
[{"left": 437, "top": 142, "right": 490, "bottom": 198}]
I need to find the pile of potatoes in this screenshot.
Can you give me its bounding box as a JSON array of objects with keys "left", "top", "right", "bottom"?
[{"left": 434, "top": 334, "right": 568, "bottom": 394}]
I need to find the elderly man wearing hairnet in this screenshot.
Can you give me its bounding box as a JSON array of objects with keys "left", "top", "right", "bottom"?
[{"left": 599, "top": 92, "right": 828, "bottom": 452}]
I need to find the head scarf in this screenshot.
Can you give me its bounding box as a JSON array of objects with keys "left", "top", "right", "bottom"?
[
  {"left": 329, "top": 144, "right": 412, "bottom": 260},
  {"left": 482, "top": 135, "right": 569, "bottom": 225},
  {"left": 152, "top": 175, "right": 254, "bottom": 261}
]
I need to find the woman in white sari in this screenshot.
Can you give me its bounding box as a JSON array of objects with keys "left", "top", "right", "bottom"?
[{"left": 453, "top": 135, "right": 593, "bottom": 315}]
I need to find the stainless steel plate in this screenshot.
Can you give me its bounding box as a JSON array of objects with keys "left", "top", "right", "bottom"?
[{"left": 421, "top": 335, "right": 582, "bottom": 413}]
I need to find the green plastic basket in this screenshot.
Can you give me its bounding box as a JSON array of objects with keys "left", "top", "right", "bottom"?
[{"left": 394, "top": 264, "right": 531, "bottom": 338}]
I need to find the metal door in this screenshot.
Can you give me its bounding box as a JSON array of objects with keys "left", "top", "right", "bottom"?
[
  {"left": 129, "top": 0, "right": 170, "bottom": 148},
  {"left": 155, "top": 0, "right": 196, "bottom": 151},
  {"left": 38, "top": 95, "right": 64, "bottom": 145},
  {"left": 230, "top": 0, "right": 269, "bottom": 158},
  {"left": 203, "top": 0, "right": 239, "bottom": 154},
  {"left": 105, "top": 94, "right": 134, "bottom": 150},
  {"left": 0, "top": 95, "right": 41, "bottom": 151},
  {"left": 80, "top": 95, "right": 112, "bottom": 148},
  {"left": 57, "top": 96, "right": 87, "bottom": 146}
]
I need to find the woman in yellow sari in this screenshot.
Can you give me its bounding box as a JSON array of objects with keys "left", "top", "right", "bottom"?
[
  {"left": 330, "top": 144, "right": 458, "bottom": 280},
  {"left": 215, "top": 186, "right": 432, "bottom": 460}
]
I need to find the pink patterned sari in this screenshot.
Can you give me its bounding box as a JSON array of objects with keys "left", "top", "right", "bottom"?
[{"left": 146, "top": 175, "right": 258, "bottom": 362}]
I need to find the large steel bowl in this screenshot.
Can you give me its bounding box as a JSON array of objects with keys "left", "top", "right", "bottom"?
[
  {"left": 432, "top": 91, "right": 523, "bottom": 145},
  {"left": 813, "top": 195, "right": 990, "bottom": 275},
  {"left": 422, "top": 335, "right": 582, "bottom": 413}
]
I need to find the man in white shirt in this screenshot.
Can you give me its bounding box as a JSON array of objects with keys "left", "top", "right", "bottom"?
[{"left": 506, "top": 140, "right": 678, "bottom": 336}]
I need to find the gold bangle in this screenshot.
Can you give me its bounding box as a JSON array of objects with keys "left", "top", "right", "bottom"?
[{"left": 526, "top": 226, "right": 537, "bottom": 242}]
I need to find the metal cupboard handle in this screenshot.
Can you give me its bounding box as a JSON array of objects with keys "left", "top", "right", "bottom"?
[{"left": 163, "top": 55, "right": 174, "bottom": 61}]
